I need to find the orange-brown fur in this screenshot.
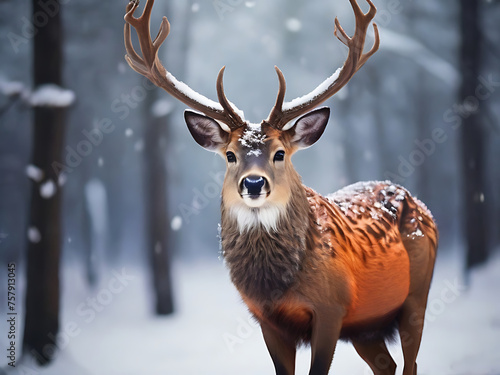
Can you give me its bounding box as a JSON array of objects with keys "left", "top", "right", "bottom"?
[{"left": 229, "top": 181, "right": 437, "bottom": 343}]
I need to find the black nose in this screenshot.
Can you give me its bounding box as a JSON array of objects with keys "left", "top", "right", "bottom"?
[{"left": 243, "top": 176, "right": 266, "bottom": 197}]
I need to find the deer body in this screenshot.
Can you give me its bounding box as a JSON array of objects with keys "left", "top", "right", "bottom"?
[
  {"left": 124, "top": 0, "right": 438, "bottom": 373},
  {"left": 223, "top": 179, "right": 436, "bottom": 343},
  {"left": 215, "top": 121, "right": 437, "bottom": 375}
]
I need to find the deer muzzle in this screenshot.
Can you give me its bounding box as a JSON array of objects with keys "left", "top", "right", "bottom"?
[{"left": 239, "top": 175, "right": 270, "bottom": 207}]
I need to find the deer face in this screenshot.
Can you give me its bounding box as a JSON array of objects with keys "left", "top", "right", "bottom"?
[{"left": 184, "top": 107, "right": 330, "bottom": 232}]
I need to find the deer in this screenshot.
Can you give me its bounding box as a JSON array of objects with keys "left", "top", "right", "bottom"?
[{"left": 124, "top": 0, "right": 438, "bottom": 374}]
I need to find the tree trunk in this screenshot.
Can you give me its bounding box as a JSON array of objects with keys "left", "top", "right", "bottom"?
[
  {"left": 141, "top": 0, "right": 195, "bottom": 315},
  {"left": 23, "top": 0, "right": 66, "bottom": 365},
  {"left": 459, "top": 0, "right": 488, "bottom": 270},
  {"left": 143, "top": 88, "right": 175, "bottom": 315}
]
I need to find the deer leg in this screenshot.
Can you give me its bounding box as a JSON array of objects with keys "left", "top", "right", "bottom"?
[
  {"left": 308, "top": 308, "right": 342, "bottom": 375},
  {"left": 261, "top": 322, "right": 296, "bottom": 375},
  {"left": 398, "top": 297, "right": 427, "bottom": 375},
  {"left": 352, "top": 339, "right": 396, "bottom": 375},
  {"left": 399, "top": 233, "right": 435, "bottom": 375}
]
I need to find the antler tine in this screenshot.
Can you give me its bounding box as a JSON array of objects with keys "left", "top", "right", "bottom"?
[
  {"left": 336, "top": 0, "right": 379, "bottom": 71},
  {"left": 216, "top": 67, "right": 245, "bottom": 130},
  {"left": 334, "top": 17, "right": 350, "bottom": 46},
  {"left": 123, "top": 0, "right": 246, "bottom": 130},
  {"left": 153, "top": 17, "right": 170, "bottom": 50},
  {"left": 124, "top": 2, "right": 147, "bottom": 74},
  {"left": 124, "top": 26, "right": 149, "bottom": 76},
  {"left": 266, "top": 66, "right": 287, "bottom": 126},
  {"left": 267, "top": 0, "right": 379, "bottom": 130},
  {"left": 125, "top": 0, "right": 156, "bottom": 68},
  {"left": 357, "top": 23, "right": 379, "bottom": 70},
  {"left": 124, "top": 0, "right": 141, "bottom": 26}
]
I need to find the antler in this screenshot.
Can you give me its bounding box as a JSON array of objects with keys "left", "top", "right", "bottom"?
[
  {"left": 124, "top": 0, "right": 245, "bottom": 130},
  {"left": 267, "top": 0, "right": 379, "bottom": 129}
]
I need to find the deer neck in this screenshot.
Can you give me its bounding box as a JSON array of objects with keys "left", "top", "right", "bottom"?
[{"left": 220, "top": 178, "right": 312, "bottom": 303}]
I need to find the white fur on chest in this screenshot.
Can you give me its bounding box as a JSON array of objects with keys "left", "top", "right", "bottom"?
[{"left": 230, "top": 204, "right": 286, "bottom": 233}]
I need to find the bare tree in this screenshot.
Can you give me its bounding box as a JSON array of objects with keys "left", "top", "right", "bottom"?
[
  {"left": 459, "top": 0, "right": 488, "bottom": 270},
  {"left": 140, "top": 0, "right": 194, "bottom": 315},
  {"left": 23, "top": 0, "right": 67, "bottom": 364},
  {"left": 143, "top": 90, "right": 174, "bottom": 315}
]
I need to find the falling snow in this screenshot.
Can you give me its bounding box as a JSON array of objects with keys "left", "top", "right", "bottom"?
[
  {"left": 40, "top": 179, "right": 56, "bottom": 199},
  {"left": 134, "top": 139, "right": 145, "bottom": 152},
  {"left": 117, "top": 62, "right": 127, "bottom": 74},
  {"left": 27, "top": 227, "right": 41, "bottom": 243},
  {"left": 171, "top": 216, "right": 183, "bottom": 231},
  {"left": 58, "top": 173, "right": 67, "bottom": 187},
  {"left": 285, "top": 18, "right": 302, "bottom": 33},
  {"left": 155, "top": 242, "right": 162, "bottom": 255},
  {"left": 151, "top": 98, "right": 174, "bottom": 118},
  {"left": 26, "top": 164, "right": 44, "bottom": 182}
]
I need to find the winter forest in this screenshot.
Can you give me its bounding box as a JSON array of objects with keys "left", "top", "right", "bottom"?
[{"left": 0, "top": 0, "right": 499, "bottom": 374}]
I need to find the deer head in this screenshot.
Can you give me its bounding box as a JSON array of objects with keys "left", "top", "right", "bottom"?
[{"left": 124, "top": 0, "right": 379, "bottom": 233}]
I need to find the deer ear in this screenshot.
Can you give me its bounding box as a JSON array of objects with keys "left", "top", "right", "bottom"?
[
  {"left": 288, "top": 107, "right": 330, "bottom": 149},
  {"left": 184, "top": 110, "right": 230, "bottom": 152}
]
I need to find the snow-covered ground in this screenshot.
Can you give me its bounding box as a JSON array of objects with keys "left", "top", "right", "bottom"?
[{"left": 4, "top": 249, "right": 500, "bottom": 375}]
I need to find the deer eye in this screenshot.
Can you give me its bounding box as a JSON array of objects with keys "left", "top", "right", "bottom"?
[
  {"left": 226, "top": 151, "right": 237, "bottom": 163},
  {"left": 273, "top": 150, "right": 285, "bottom": 162}
]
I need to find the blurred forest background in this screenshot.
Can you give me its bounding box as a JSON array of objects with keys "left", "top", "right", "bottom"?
[{"left": 0, "top": 0, "right": 499, "bottom": 373}]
